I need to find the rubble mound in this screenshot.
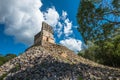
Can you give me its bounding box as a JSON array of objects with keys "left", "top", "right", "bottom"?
[{"left": 0, "top": 43, "right": 120, "bottom": 80}]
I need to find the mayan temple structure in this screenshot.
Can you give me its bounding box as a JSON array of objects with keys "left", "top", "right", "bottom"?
[
  {"left": 34, "top": 22, "right": 55, "bottom": 46},
  {"left": 0, "top": 22, "right": 120, "bottom": 80}
]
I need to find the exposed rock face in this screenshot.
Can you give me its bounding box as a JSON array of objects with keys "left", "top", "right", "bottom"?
[{"left": 0, "top": 43, "right": 120, "bottom": 80}]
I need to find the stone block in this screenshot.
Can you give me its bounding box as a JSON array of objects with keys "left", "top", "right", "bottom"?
[{"left": 34, "top": 22, "right": 55, "bottom": 45}]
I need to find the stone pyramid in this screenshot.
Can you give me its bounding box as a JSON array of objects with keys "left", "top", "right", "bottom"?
[{"left": 0, "top": 22, "right": 120, "bottom": 80}]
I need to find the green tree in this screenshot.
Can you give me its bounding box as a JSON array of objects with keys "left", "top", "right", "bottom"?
[
  {"left": 0, "top": 53, "right": 17, "bottom": 66},
  {"left": 5, "top": 53, "right": 17, "bottom": 60},
  {"left": 95, "top": 35, "right": 120, "bottom": 67},
  {"left": 77, "top": 0, "right": 120, "bottom": 44},
  {"left": 78, "top": 37, "right": 120, "bottom": 67},
  {"left": 0, "top": 56, "right": 7, "bottom": 66},
  {"left": 77, "top": 0, "right": 120, "bottom": 67}
]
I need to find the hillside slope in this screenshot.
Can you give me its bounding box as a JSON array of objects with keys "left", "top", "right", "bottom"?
[{"left": 0, "top": 43, "right": 120, "bottom": 80}]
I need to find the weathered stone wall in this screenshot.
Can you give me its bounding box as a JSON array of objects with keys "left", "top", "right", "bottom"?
[
  {"left": 0, "top": 22, "right": 120, "bottom": 80},
  {"left": 34, "top": 22, "right": 54, "bottom": 45},
  {"left": 34, "top": 32, "right": 42, "bottom": 45},
  {"left": 42, "top": 22, "right": 53, "bottom": 34},
  {"left": 42, "top": 30, "right": 54, "bottom": 44},
  {"left": 0, "top": 43, "right": 120, "bottom": 80}
]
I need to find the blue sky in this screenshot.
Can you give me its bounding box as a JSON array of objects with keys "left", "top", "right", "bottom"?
[{"left": 0, "top": 0, "right": 83, "bottom": 55}]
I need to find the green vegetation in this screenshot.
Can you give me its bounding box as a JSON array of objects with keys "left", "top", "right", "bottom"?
[
  {"left": 78, "top": 36, "right": 120, "bottom": 67},
  {"left": 10, "top": 64, "right": 21, "bottom": 73},
  {"left": 0, "top": 73, "right": 8, "bottom": 80},
  {"left": 77, "top": 76, "right": 83, "bottom": 80},
  {"left": 0, "top": 54, "right": 17, "bottom": 66},
  {"left": 77, "top": 0, "right": 120, "bottom": 67}
]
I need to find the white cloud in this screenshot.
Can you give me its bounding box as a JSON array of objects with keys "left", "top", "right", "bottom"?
[
  {"left": 0, "top": 0, "right": 61, "bottom": 45},
  {"left": 64, "top": 19, "right": 73, "bottom": 37},
  {"left": 58, "top": 22, "right": 62, "bottom": 28},
  {"left": 60, "top": 38, "right": 82, "bottom": 52},
  {"left": 0, "top": 0, "right": 83, "bottom": 52},
  {"left": 56, "top": 22, "right": 63, "bottom": 37},
  {"left": 0, "top": 0, "right": 44, "bottom": 45},
  {"left": 44, "top": 7, "right": 59, "bottom": 27},
  {"left": 54, "top": 11, "right": 73, "bottom": 38},
  {"left": 62, "top": 10, "right": 67, "bottom": 20}
]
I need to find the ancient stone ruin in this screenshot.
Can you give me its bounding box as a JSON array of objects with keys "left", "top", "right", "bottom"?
[
  {"left": 34, "top": 22, "right": 55, "bottom": 46},
  {"left": 0, "top": 22, "right": 120, "bottom": 80}
]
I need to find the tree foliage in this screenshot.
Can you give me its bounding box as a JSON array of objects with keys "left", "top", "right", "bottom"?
[
  {"left": 0, "top": 54, "right": 17, "bottom": 66},
  {"left": 77, "top": 0, "right": 120, "bottom": 67},
  {"left": 77, "top": 0, "right": 120, "bottom": 44},
  {"left": 78, "top": 35, "right": 120, "bottom": 67}
]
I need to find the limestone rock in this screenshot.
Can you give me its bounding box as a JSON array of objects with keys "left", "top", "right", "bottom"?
[
  {"left": 0, "top": 43, "right": 120, "bottom": 80},
  {"left": 0, "top": 22, "right": 120, "bottom": 80}
]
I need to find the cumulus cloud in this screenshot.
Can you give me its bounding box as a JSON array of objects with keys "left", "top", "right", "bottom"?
[
  {"left": 0, "top": 0, "right": 60, "bottom": 45},
  {"left": 44, "top": 7, "right": 59, "bottom": 27},
  {"left": 62, "top": 10, "right": 67, "bottom": 20},
  {"left": 0, "top": 0, "right": 44, "bottom": 45},
  {"left": 64, "top": 18, "right": 73, "bottom": 37},
  {"left": 0, "top": 0, "right": 83, "bottom": 52},
  {"left": 55, "top": 11, "right": 73, "bottom": 38},
  {"left": 55, "top": 22, "right": 63, "bottom": 37},
  {"left": 60, "top": 38, "right": 82, "bottom": 52}
]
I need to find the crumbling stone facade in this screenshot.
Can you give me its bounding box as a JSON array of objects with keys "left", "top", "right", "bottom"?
[
  {"left": 0, "top": 22, "right": 120, "bottom": 80},
  {"left": 0, "top": 43, "right": 120, "bottom": 80},
  {"left": 34, "top": 22, "right": 54, "bottom": 46}
]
